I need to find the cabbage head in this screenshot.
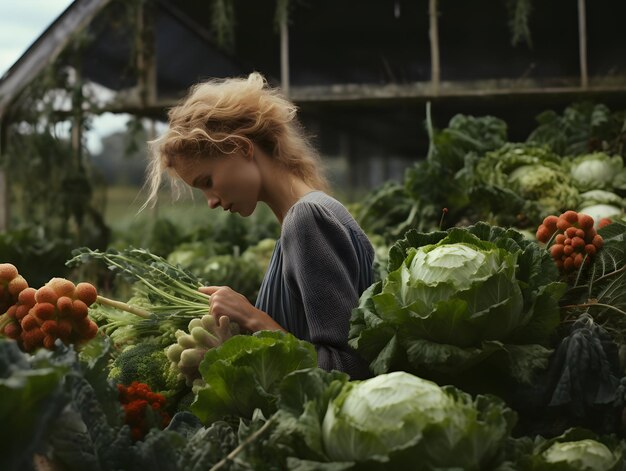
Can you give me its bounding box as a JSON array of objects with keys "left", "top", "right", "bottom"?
[
  {"left": 578, "top": 190, "right": 625, "bottom": 208},
  {"left": 468, "top": 144, "right": 579, "bottom": 225},
  {"left": 349, "top": 223, "right": 566, "bottom": 391},
  {"left": 540, "top": 439, "right": 622, "bottom": 471},
  {"left": 577, "top": 190, "right": 625, "bottom": 224},
  {"left": 569, "top": 153, "right": 626, "bottom": 192},
  {"left": 320, "top": 371, "right": 514, "bottom": 470}
]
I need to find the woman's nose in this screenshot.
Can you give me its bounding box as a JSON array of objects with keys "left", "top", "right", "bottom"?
[{"left": 207, "top": 197, "right": 220, "bottom": 209}]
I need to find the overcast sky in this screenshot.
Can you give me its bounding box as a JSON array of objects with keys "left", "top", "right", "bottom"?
[
  {"left": 0, "top": 0, "right": 74, "bottom": 77},
  {"left": 0, "top": 0, "right": 135, "bottom": 153}
]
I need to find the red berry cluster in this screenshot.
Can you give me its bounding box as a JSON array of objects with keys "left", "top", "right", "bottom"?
[
  {"left": 1, "top": 273, "right": 99, "bottom": 352},
  {"left": 0, "top": 263, "right": 28, "bottom": 317},
  {"left": 598, "top": 217, "right": 613, "bottom": 229},
  {"left": 536, "top": 211, "right": 604, "bottom": 273},
  {"left": 118, "top": 382, "right": 171, "bottom": 441}
]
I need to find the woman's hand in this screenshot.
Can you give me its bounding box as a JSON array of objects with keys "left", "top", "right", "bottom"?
[{"left": 199, "top": 286, "right": 286, "bottom": 333}]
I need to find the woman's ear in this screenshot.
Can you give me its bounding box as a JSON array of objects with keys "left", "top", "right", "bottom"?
[{"left": 241, "top": 139, "right": 254, "bottom": 160}]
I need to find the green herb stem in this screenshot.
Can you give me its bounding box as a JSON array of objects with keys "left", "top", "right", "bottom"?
[
  {"left": 96, "top": 295, "right": 152, "bottom": 319},
  {"left": 561, "top": 302, "right": 626, "bottom": 317},
  {"left": 209, "top": 417, "right": 276, "bottom": 471}
]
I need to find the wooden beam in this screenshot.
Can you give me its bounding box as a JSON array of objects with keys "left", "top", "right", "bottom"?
[
  {"left": 429, "top": 0, "right": 441, "bottom": 96},
  {"left": 578, "top": 0, "right": 589, "bottom": 88},
  {"left": 137, "top": 1, "right": 157, "bottom": 107},
  {"left": 0, "top": 118, "right": 8, "bottom": 231},
  {"left": 45, "top": 76, "right": 626, "bottom": 117},
  {"left": 0, "top": 0, "right": 113, "bottom": 118},
  {"left": 71, "top": 68, "right": 84, "bottom": 169},
  {"left": 280, "top": 12, "right": 290, "bottom": 97}
]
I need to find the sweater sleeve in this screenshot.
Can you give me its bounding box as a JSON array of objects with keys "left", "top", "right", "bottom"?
[{"left": 281, "top": 201, "right": 371, "bottom": 380}]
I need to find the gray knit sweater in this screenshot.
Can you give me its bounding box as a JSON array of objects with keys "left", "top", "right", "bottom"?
[{"left": 255, "top": 191, "right": 374, "bottom": 379}]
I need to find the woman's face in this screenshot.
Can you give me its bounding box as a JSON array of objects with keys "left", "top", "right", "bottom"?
[{"left": 173, "top": 152, "right": 262, "bottom": 217}]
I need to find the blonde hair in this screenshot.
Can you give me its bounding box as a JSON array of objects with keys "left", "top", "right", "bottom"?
[{"left": 142, "top": 72, "right": 328, "bottom": 209}]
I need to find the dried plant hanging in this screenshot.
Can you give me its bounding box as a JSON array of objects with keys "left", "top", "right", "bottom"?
[
  {"left": 211, "top": 0, "right": 237, "bottom": 51},
  {"left": 506, "top": 0, "right": 533, "bottom": 48}
]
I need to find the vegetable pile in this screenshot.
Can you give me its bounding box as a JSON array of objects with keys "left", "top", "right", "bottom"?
[{"left": 4, "top": 101, "right": 626, "bottom": 470}]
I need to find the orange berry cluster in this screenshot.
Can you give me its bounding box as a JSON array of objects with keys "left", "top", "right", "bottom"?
[
  {"left": 0, "top": 263, "right": 28, "bottom": 317},
  {"left": 2, "top": 273, "right": 99, "bottom": 352},
  {"left": 118, "top": 382, "right": 171, "bottom": 441},
  {"left": 536, "top": 211, "right": 604, "bottom": 273}
]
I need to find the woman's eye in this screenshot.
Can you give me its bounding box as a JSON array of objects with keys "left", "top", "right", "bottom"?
[{"left": 203, "top": 177, "right": 213, "bottom": 188}]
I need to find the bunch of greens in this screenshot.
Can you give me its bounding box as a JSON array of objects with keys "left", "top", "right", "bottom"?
[
  {"left": 527, "top": 102, "right": 626, "bottom": 158},
  {"left": 357, "top": 111, "right": 508, "bottom": 241},
  {"left": 356, "top": 181, "right": 424, "bottom": 244},
  {"left": 349, "top": 223, "right": 566, "bottom": 396},
  {"left": 167, "top": 238, "right": 276, "bottom": 303},
  {"left": 465, "top": 143, "right": 579, "bottom": 228},
  {"left": 512, "top": 314, "right": 624, "bottom": 438},
  {"left": 66, "top": 247, "right": 215, "bottom": 347}
]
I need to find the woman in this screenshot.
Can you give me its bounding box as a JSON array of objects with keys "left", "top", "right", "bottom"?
[{"left": 144, "top": 72, "right": 374, "bottom": 379}]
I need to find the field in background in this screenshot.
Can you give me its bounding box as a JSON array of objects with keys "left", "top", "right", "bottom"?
[
  {"left": 104, "top": 185, "right": 216, "bottom": 233},
  {"left": 103, "top": 184, "right": 362, "bottom": 235}
]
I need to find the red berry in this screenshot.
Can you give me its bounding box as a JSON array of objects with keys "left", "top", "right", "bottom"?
[
  {"left": 585, "top": 244, "right": 596, "bottom": 256},
  {"left": 542, "top": 215, "right": 559, "bottom": 232},
  {"left": 562, "top": 210, "right": 579, "bottom": 224},
  {"left": 571, "top": 237, "right": 585, "bottom": 249},
  {"left": 536, "top": 225, "right": 551, "bottom": 243},
  {"left": 592, "top": 235, "right": 604, "bottom": 249},
  {"left": 578, "top": 213, "right": 594, "bottom": 229},
  {"left": 550, "top": 244, "right": 565, "bottom": 259},
  {"left": 557, "top": 218, "right": 572, "bottom": 231}
]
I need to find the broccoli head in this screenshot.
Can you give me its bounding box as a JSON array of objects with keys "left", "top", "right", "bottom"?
[{"left": 109, "top": 340, "right": 183, "bottom": 398}]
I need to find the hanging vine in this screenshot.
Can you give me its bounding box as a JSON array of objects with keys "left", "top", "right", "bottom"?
[
  {"left": 1, "top": 23, "right": 112, "bottom": 267},
  {"left": 208, "top": 0, "right": 293, "bottom": 50},
  {"left": 505, "top": 0, "right": 533, "bottom": 48}
]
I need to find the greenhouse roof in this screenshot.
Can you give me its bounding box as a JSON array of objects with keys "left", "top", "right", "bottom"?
[{"left": 1, "top": 0, "right": 626, "bottom": 119}]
